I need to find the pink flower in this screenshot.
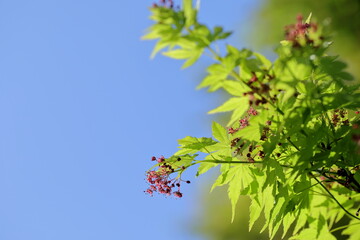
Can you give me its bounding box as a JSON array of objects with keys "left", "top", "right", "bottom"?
[
  {"left": 248, "top": 107, "right": 258, "bottom": 116},
  {"left": 240, "top": 118, "right": 249, "bottom": 129},
  {"left": 145, "top": 156, "right": 190, "bottom": 198}
]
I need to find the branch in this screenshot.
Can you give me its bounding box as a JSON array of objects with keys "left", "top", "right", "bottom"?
[
  {"left": 193, "top": 159, "right": 293, "bottom": 169},
  {"left": 311, "top": 173, "right": 360, "bottom": 221}
]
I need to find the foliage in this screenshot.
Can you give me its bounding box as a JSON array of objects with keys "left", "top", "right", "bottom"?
[
  {"left": 250, "top": 0, "right": 360, "bottom": 78},
  {"left": 144, "top": 1, "right": 360, "bottom": 239}
]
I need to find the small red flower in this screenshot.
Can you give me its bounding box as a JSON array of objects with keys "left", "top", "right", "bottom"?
[{"left": 173, "top": 191, "right": 183, "bottom": 198}]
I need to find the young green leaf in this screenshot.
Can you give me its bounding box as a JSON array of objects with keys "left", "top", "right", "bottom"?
[
  {"left": 212, "top": 121, "right": 229, "bottom": 144},
  {"left": 208, "top": 97, "right": 244, "bottom": 114},
  {"left": 227, "top": 165, "right": 254, "bottom": 222}
]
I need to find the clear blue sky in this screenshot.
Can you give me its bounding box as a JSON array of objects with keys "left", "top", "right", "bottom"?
[{"left": 0, "top": 1, "right": 261, "bottom": 239}]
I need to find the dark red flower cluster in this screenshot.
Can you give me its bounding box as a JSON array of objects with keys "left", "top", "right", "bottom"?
[
  {"left": 145, "top": 156, "right": 190, "bottom": 198},
  {"left": 260, "top": 126, "right": 270, "bottom": 141},
  {"left": 243, "top": 72, "right": 273, "bottom": 107},
  {"left": 152, "top": 0, "right": 174, "bottom": 9},
  {"left": 284, "top": 15, "right": 318, "bottom": 47},
  {"left": 231, "top": 137, "right": 265, "bottom": 162},
  {"left": 332, "top": 109, "right": 349, "bottom": 127}
]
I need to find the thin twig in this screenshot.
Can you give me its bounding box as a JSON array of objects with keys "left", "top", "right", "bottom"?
[
  {"left": 311, "top": 173, "right": 360, "bottom": 221},
  {"left": 286, "top": 136, "right": 300, "bottom": 151}
]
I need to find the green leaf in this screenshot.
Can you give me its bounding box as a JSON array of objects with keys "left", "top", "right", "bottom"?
[
  {"left": 183, "top": 0, "right": 196, "bottom": 27},
  {"left": 181, "top": 48, "right": 203, "bottom": 68},
  {"left": 150, "top": 40, "right": 169, "bottom": 58},
  {"left": 318, "top": 56, "right": 353, "bottom": 84},
  {"left": 305, "top": 12, "right": 312, "bottom": 24},
  {"left": 196, "top": 162, "right": 217, "bottom": 176},
  {"left": 223, "top": 80, "right": 252, "bottom": 96},
  {"left": 317, "top": 215, "right": 337, "bottom": 240},
  {"left": 354, "top": 170, "right": 360, "bottom": 184},
  {"left": 302, "top": 107, "right": 311, "bottom": 124},
  {"left": 293, "top": 210, "right": 309, "bottom": 235},
  {"left": 293, "top": 181, "right": 311, "bottom": 193},
  {"left": 212, "top": 121, "right": 229, "bottom": 143},
  {"left": 249, "top": 199, "right": 263, "bottom": 231},
  {"left": 260, "top": 186, "right": 275, "bottom": 232},
  {"left": 175, "top": 136, "right": 217, "bottom": 155},
  {"left": 342, "top": 220, "right": 360, "bottom": 240},
  {"left": 228, "top": 99, "right": 250, "bottom": 126},
  {"left": 142, "top": 31, "right": 159, "bottom": 40},
  {"left": 218, "top": 31, "right": 232, "bottom": 40},
  {"left": 211, "top": 168, "right": 232, "bottom": 191},
  {"left": 207, "top": 63, "right": 228, "bottom": 77},
  {"left": 164, "top": 154, "right": 197, "bottom": 169},
  {"left": 233, "top": 111, "right": 269, "bottom": 141},
  {"left": 197, "top": 63, "right": 229, "bottom": 91},
  {"left": 254, "top": 52, "right": 272, "bottom": 68},
  {"left": 163, "top": 49, "right": 193, "bottom": 59},
  {"left": 177, "top": 37, "right": 197, "bottom": 49},
  {"left": 291, "top": 215, "right": 336, "bottom": 240},
  {"left": 280, "top": 40, "right": 291, "bottom": 46},
  {"left": 282, "top": 213, "right": 296, "bottom": 239},
  {"left": 208, "top": 97, "right": 244, "bottom": 114},
  {"left": 286, "top": 59, "right": 312, "bottom": 81},
  {"left": 290, "top": 228, "right": 317, "bottom": 240},
  {"left": 240, "top": 59, "right": 259, "bottom": 79},
  {"left": 227, "top": 165, "right": 254, "bottom": 222},
  {"left": 268, "top": 196, "right": 286, "bottom": 239},
  {"left": 213, "top": 26, "right": 223, "bottom": 37},
  {"left": 211, "top": 26, "right": 232, "bottom": 41},
  {"left": 197, "top": 75, "right": 224, "bottom": 91}
]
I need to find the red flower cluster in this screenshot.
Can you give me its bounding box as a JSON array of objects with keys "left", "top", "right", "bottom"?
[
  {"left": 227, "top": 107, "right": 256, "bottom": 135},
  {"left": 247, "top": 107, "right": 258, "bottom": 116},
  {"left": 145, "top": 156, "right": 190, "bottom": 198},
  {"left": 284, "top": 15, "right": 318, "bottom": 47}
]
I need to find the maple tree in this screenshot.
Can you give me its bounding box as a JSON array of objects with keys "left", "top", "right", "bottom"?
[{"left": 144, "top": 1, "right": 360, "bottom": 239}]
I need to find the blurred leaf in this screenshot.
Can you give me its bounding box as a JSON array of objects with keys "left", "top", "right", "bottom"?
[
  {"left": 305, "top": 12, "right": 312, "bottom": 24},
  {"left": 163, "top": 49, "right": 193, "bottom": 59},
  {"left": 182, "top": 48, "right": 203, "bottom": 68},
  {"left": 183, "top": 0, "right": 196, "bottom": 27}
]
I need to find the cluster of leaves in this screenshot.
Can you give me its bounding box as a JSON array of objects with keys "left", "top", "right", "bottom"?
[{"left": 144, "top": 1, "right": 360, "bottom": 239}]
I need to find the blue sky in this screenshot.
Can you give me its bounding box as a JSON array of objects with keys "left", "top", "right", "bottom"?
[{"left": 0, "top": 0, "right": 261, "bottom": 239}]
